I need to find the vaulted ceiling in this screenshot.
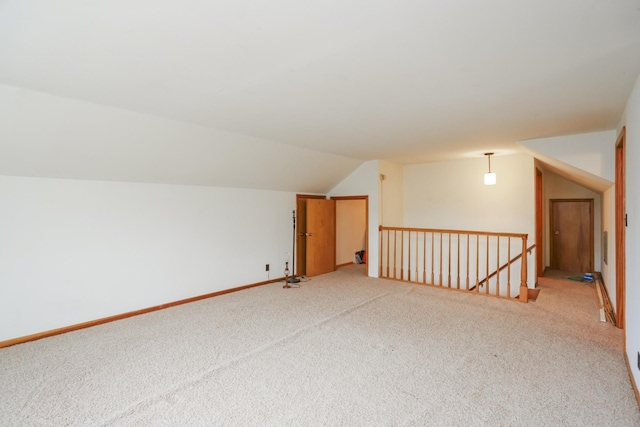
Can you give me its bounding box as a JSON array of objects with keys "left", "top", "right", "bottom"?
[{"left": 1, "top": 1, "right": 639, "bottom": 190}]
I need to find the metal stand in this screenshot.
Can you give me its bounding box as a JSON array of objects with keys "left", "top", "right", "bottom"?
[{"left": 287, "top": 210, "right": 301, "bottom": 284}]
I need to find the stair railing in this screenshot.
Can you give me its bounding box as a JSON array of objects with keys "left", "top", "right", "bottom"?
[{"left": 379, "top": 226, "right": 531, "bottom": 302}]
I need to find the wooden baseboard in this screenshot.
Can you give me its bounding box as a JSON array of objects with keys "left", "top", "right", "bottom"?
[
  {"left": 0, "top": 276, "right": 285, "bottom": 349},
  {"left": 625, "top": 352, "right": 640, "bottom": 410},
  {"left": 336, "top": 262, "right": 355, "bottom": 268}
]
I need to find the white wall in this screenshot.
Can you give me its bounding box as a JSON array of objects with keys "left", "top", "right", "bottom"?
[
  {"left": 379, "top": 160, "right": 404, "bottom": 227},
  {"left": 335, "top": 199, "right": 367, "bottom": 265},
  {"left": 620, "top": 72, "right": 640, "bottom": 392},
  {"left": 404, "top": 153, "right": 535, "bottom": 234},
  {"left": 0, "top": 84, "right": 362, "bottom": 194},
  {"left": 328, "top": 160, "right": 380, "bottom": 277},
  {"left": 521, "top": 130, "right": 616, "bottom": 182},
  {"left": 404, "top": 153, "right": 536, "bottom": 287},
  {"left": 543, "top": 171, "right": 602, "bottom": 272},
  {"left": 0, "top": 175, "right": 295, "bottom": 342}
]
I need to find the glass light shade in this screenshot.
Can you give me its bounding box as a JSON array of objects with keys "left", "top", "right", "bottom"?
[{"left": 484, "top": 172, "right": 496, "bottom": 185}]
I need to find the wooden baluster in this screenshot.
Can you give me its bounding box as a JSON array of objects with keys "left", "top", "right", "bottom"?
[
  {"left": 507, "top": 237, "right": 511, "bottom": 298},
  {"left": 423, "top": 231, "right": 427, "bottom": 284},
  {"left": 496, "top": 236, "right": 500, "bottom": 297},
  {"left": 446, "top": 233, "right": 451, "bottom": 287},
  {"left": 405, "top": 231, "right": 410, "bottom": 281},
  {"left": 456, "top": 234, "right": 461, "bottom": 289},
  {"left": 393, "top": 230, "right": 397, "bottom": 279},
  {"left": 466, "top": 234, "right": 470, "bottom": 290},
  {"left": 475, "top": 234, "right": 480, "bottom": 292},
  {"left": 401, "top": 231, "right": 405, "bottom": 280},
  {"left": 386, "top": 229, "right": 390, "bottom": 278},
  {"left": 431, "top": 232, "right": 435, "bottom": 285},
  {"left": 415, "top": 231, "right": 419, "bottom": 282},
  {"left": 439, "top": 233, "right": 443, "bottom": 286},
  {"left": 485, "top": 235, "right": 489, "bottom": 294},
  {"left": 519, "top": 236, "right": 528, "bottom": 302},
  {"left": 378, "top": 226, "right": 384, "bottom": 277}
]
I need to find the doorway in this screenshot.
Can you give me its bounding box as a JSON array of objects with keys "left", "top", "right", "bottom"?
[
  {"left": 549, "top": 199, "right": 594, "bottom": 273},
  {"left": 333, "top": 196, "right": 368, "bottom": 272}
]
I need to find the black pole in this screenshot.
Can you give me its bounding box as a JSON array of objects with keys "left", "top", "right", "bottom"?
[{"left": 288, "top": 210, "right": 300, "bottom": 283}]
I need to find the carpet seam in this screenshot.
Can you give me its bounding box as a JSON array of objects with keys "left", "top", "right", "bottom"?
[{"left": 100, "top": 290, "right": 394, "bottom": 425}]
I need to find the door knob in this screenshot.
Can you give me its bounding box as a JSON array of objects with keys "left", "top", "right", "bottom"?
[{"left": 554, "top": 231, "right": 559, "bottom": 235}]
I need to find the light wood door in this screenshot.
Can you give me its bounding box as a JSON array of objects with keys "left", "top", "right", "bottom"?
[
  {"left": 306, "top": 198, "right": 336, "bottom": 276},
  {"left": 550, "top": 199, "right": 593, "bottom": 273}
]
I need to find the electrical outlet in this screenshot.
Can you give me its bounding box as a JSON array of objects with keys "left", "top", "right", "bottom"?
[{"left": 265, "top": 264, "right": 270, "bottom": 272}]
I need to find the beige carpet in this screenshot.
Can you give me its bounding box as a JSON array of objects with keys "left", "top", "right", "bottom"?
[{"left": 1, "top": 265, "right": 638, "bottom": 426}]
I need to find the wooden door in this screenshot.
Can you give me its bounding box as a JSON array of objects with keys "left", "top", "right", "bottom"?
[
  {"left": 296, "top": 198, "right": 308, "bottom": 277},
  {"left": 306, "top": 198, "right": 336, "bottom": 276},
  {"left": 550, "top": 199, "right": 593, "bottom": 273}
]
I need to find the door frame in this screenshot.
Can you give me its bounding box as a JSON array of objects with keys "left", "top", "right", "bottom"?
[
  {"left": 331, "top": 195, "right": 369, "bottom": 274},
  {"left": 615, "top": 127, "right": 626, "bottom": 330},
  {"left": 535, "top": 167, "right": 543, "bottom": 278},
  {"left": 549, "top": 198, "right": 594, "bottom": 272}
]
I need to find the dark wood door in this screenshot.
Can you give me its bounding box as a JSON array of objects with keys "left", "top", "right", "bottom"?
[
  {"left": 306, "top": 198, "right": 336, "bottom": 276},
  {"left": 550, "top": 199, "right": 593, "bottom": 273}
]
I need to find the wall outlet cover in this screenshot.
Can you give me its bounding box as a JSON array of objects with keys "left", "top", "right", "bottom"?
[{"left": 265, "top": 264, "right": 270, "bottom": 272}]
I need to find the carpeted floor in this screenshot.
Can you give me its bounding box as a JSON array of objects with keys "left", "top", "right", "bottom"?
[{"left": 1, "top": 265, "right": 638, "bottom": 426}]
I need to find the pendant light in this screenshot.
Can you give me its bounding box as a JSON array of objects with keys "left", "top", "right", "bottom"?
[{"left": 484, "top": 153, "right": 496, "bottom": 185}]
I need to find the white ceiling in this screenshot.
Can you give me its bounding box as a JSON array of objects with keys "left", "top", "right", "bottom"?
[{"left": 1, "top": 0, "right": 640, "bottom": 166}]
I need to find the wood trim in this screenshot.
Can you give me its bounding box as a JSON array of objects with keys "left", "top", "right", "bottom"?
[
  {"left": 624, "top": 352, "right": 640, "bottom": 410},
  {"left": 296, "top": 194, "right": 326, "bottom": 200},
  {"left": 330, "top": 195, "right": 368, "bottom": 200},
  {"left": 336, "top": 261, "right": 355, "bottom": 268},
  {"left": 379, "top": 225, "right": 527, "bottom": 239},
  {"left": 0, "top": 277, "right": 285, "bottom": 349},
  {"left": 615, "top": 128, "right": 626, "bottom": 330},
  {"left": 535, "top": 168, "right": 544, "bottom": 277}
]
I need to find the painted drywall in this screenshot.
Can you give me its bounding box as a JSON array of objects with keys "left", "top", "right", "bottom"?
[
  {"left": 521, "top": 131, "right": 616, "bottom": 182},
  {"left": 0, "top": 175, "right": 295, "bottom": 342},
  {"left": 379, "top": 160, "right": 404, "bottom": 227},
  {"left": 404, "top": 153, "right": 536, "bottom": 287},
  {"left": 328, "top": 160, "right": 380, "bottom": 278},
  {"left": 601, "top": 185, "right": 616, "bottom": 313},
  {"left": 335, "top": 199, "right": 367, "bottom": 265},
  {"left": 620, "top": 72, "right": 640, "bottom": 391},
  {"left": 0, "top": 84, "right": 362, "bottom": 194},
  {"left": 543, "top": 171, "right": 602, "bottom": 272},
  {"left": 404, "top": 154, "right": 535, "bottom": 233}
]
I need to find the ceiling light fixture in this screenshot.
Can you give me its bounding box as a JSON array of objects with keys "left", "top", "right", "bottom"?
[{"left": 484, "top": 152, "right": 496, "bottom": 185}]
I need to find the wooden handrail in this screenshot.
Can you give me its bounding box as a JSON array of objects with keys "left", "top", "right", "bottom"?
[
  {"left": 473, "top": 244, "right": 536, "bottom": 290},
  {"left": 379, "top": 226, "right": 531, "bottom": 302},
  {"left": 379, "top": 225, "right": 527, "bottom": 239}
]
